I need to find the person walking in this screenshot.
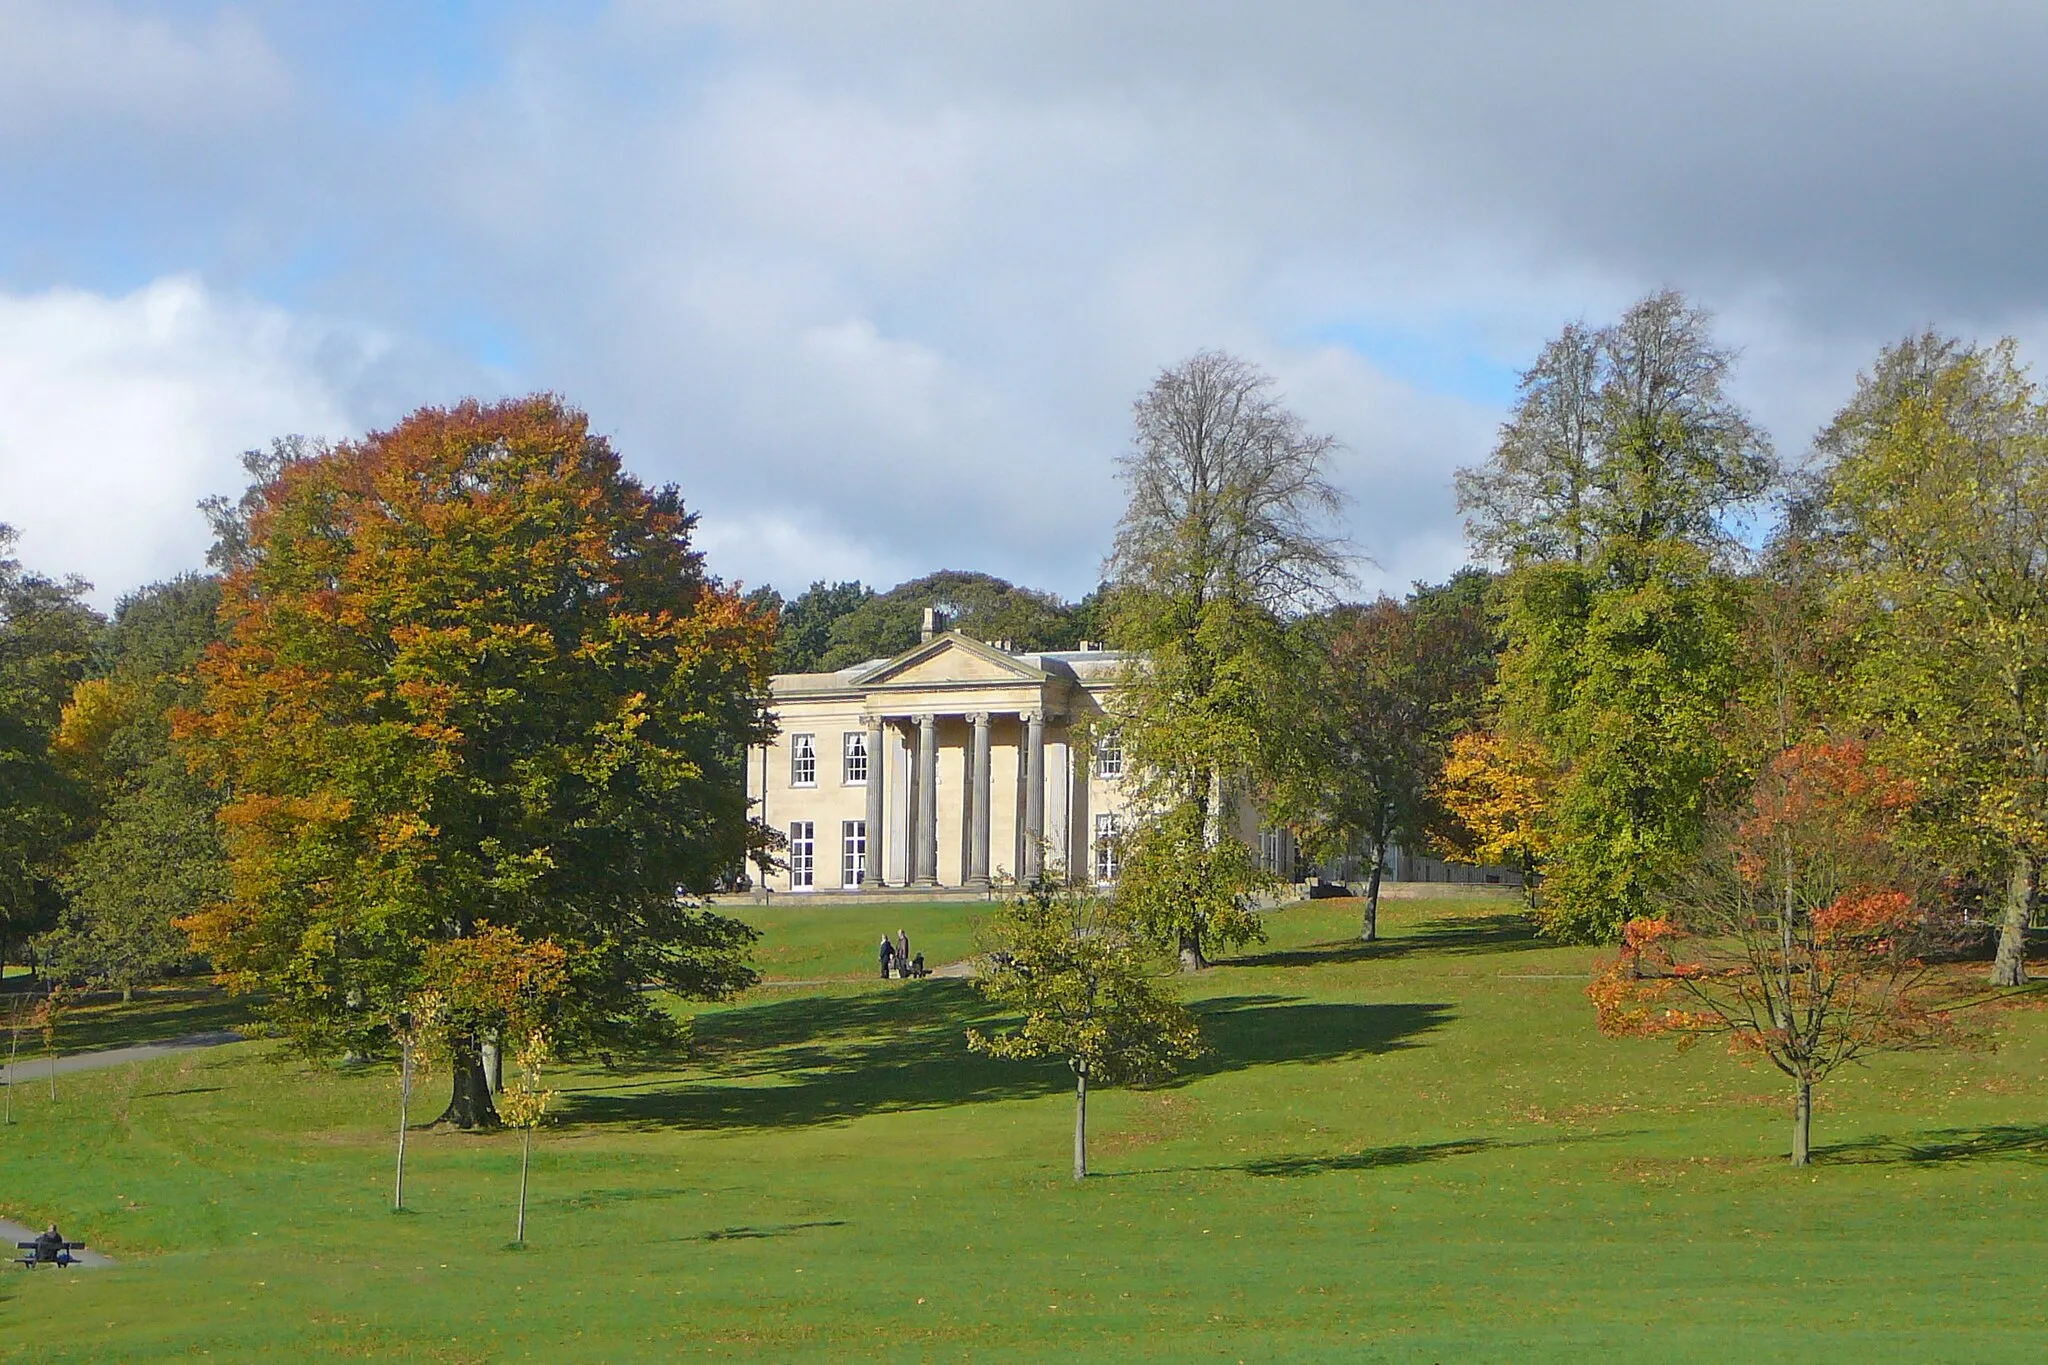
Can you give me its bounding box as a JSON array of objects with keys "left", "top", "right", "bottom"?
[
  {"left": 896, "top": 929, "right": 911, "bottom": 980},
  {"left": 878, "top": 936, "right": 895, "bottom": 980}
]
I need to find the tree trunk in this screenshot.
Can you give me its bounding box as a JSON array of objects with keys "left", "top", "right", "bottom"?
[
  {"left": 394, "top": 1040, "right": 412, "bottom": 1211},
  {"left": 1178, "top": 932, "right": 1208, "bottom": 974},
  {"left": 516, "top": 1127, "right": 532, "bottom": 1244},
  {"left": 1073, "top": 1067, "right": 1088, "bottom": 1181},
  {"left": 1362, "top": 820, "right": 1387, "bottom": 943},
  {"left": 1791, "top": 1078, "right": 1812, "bottom": 1167},
  {"left": 1991, "top": 854, "right": 2036, "bottom": 987},
  {"left": 481, "top": 1032, "right": 502, "bottom": 1095},
  {"left": 436, "top": 1034, "right": 499, "bottom": 1129}
]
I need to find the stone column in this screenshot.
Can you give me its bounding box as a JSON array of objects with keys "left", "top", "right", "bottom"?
[
  {"left": 967, "top": 713, "right": 992, "bottom": 889},
  {"left": 863, "top": 717, "right": 886, "bottom": 888},
  {"left": 915, "top": 713, "right": 940, "bottom": 887},
  {"left": 1023, "top": 709, "right": 1046, "bottom": 881}
]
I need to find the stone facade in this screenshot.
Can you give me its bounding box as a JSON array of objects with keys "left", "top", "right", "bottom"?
[{"left": 751, "top": 630, "right": 1146, "bottom": 893}]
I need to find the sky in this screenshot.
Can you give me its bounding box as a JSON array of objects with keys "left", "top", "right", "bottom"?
[{"left": 4, "top": 1, "right": 2047, "bottom": 609}]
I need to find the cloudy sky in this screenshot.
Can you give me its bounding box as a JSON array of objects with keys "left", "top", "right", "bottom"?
[{"left": 4, "top": 1, "right": 2046, "bottom": 608}]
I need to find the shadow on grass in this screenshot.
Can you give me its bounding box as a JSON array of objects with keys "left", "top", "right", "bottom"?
[
  {"left": 1227, "top": 912, "right": 1545, "bottom": 969},
  {"left": 35, "top": 989, "right": 254, "bottom": 1056},
  {"left": 1240, "top": 1128, "right": 1632, "bottom": 1178},
  {"left": 1817, "top": 1123, "right": 2048, "bottom": 1166},
  {"left": 691, "top": 1220, "right": 847, "bottom": 1242},
  {"left": 562, "top": 981, "right": 1452, "bottom": 1133}
]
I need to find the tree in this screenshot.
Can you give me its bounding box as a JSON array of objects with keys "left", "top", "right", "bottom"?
[
  {"left": 1461, "top": 292, "right": 1776, "bottom": 941},
  {"left": 1815, "top": 335, "right": 2048, "bottom": 986},
  {"left": 814, "top": 570, "right": 1080, "bottom": 671},
  {"left": 1106, "top": 350, "right": 1350, "bottom": 968},
  {"left": 1590, "top": 742, "right": 1969, "bottom": 1165},
  {"left": 968, "top": 881, "right": 1202, "bottom": 1180},
  {"left": 177, "top": 397, "right": 774, "bottom": 1126},
  {"left": 1435, "top": 729, "right": 1553, "bottom": 906},
  {"left": 416, "top": 923, "right": 569, "bottom": 1127},
  {"left": 0, "top": 526, "right": 101, "bottom": 971},
  {"left": 498, "top": 1029, "right": 556, "bottom": 1246},
  {"left": 44, "top": 576, "right": 226, "bottom": 996},
  {"left": 1285, "top": 578, "right": 1493, "bottom": 940},
  {"left": 767, "top": 580, "right": 874, "bottom": 673}
]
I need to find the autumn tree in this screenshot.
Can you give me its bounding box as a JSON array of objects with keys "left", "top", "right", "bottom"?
[
  {"left": 968, "top": 881, "right": 1202, "bottom": 1180},
  {"left": 0, "top": 526, "right": 101, "bottom": 972},
  {"left": 179, "top": 397, "right": 774, "bottom": 1126},
  {"left": 1814, "top": 335, "right": 2048, "bottom": 987},
  {"left": 1460, "top": 291, "right": 1776, "bottom": 940},
  {"left": 1591, "top": 742, "right": 1966, "bottom": 1165},
  {"left": 1435, "top": 730, "right": 1553, "bottom": 906},
  {"left": 1106, "top": 350, "right": 1350, "bottom": 968},
  {"left": 44, "top": 575, "right": 226, "bottom": 996},
  {"left": 1284, "top": 574, "right": 1494, "bottom": 940}
]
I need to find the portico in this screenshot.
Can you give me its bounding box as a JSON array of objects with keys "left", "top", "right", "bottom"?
[{"left": 753, "top": 631, "right": 1130, "bottom": 894}]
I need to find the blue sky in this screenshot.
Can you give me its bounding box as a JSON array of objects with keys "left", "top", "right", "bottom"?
[{"left": 5, "top": 2, "right": 2048, "bottom": 607}]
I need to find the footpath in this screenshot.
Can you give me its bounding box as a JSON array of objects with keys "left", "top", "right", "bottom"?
[{"left": 1, "top": 1030, "right": 243, "bottom": 1085}]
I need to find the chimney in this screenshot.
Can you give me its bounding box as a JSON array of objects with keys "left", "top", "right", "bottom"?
[{"left": 921, "top": 606, "right": 938, "bottom": 643}]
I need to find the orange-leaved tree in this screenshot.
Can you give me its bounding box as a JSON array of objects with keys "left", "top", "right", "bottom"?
[
  {"left": 1590, "top": 741, "right": 1969, "bottom": 1166},
  {"left": 178, "top": 397, "right": 774, "bottom": 1126}
]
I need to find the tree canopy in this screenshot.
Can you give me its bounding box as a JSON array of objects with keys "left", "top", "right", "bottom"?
[{"left": 176, "top": 396, "right": 774, "bottom": 1123}]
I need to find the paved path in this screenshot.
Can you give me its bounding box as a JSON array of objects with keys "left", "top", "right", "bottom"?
[
  {"left": 756, "top": 958, "right": 977, "bottom": 989},
  {"left": 1, "top": 1030, "right": 243, "bottom": 1084},
  {"left": 0, "top": 1218, "right": 114, "bottom": 1269}
]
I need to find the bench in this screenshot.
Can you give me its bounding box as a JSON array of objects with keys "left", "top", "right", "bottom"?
[{"left": 15, "top": 1240, "right": 84, "bottom": 1269}]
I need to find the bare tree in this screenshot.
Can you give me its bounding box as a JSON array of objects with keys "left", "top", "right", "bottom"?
[{"left": 1106, "top": 351, "right": 1351, "bottom": 969}]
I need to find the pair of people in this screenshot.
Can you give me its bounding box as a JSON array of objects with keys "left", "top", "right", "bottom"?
[{"left": 877, "top": 930, "right": 922, "bottom": 980}]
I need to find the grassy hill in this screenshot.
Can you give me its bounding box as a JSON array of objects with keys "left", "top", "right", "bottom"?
[{"left": 4, "top": 894, "right": 2047, "bottom": 1361}]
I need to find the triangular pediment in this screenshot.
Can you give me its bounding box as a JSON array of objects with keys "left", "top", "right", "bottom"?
[{"left": 850, "top": 632, "right": 1048, "bottom": 688}]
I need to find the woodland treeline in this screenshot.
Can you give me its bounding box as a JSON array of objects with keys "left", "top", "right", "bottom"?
[{"left": 0, "top": 292, "right": 2042, "bottom": 1145}]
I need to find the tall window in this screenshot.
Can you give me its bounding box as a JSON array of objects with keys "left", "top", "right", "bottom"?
[
  {"left": 789, "top": 821, "right": 815, "bottom": 889},
  {"left": 843, "top": 731, "right": 868, "bottom": 784},
  {"left": 842, "top": 819, "right": 867, "bottom": 887},
  {"left": 1094, "top": 729, "right": 1124, "bottom": 779},
  {"left": 1093, "top": 813, "right": 1122, "bottom": 883},
  {"left": 790, "top": 733, "right": 817, "bottom": 786}
]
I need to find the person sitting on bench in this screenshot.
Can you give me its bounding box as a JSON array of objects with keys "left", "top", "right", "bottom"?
[{"left": 33, "top": 1224, "right": 67, "bottom": 1265}]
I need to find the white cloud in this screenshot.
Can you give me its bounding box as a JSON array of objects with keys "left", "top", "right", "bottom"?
[
  {"left": 0, "top": 278, "right": 380, "bottom": 604},
  {"left": 0, "top": 0, "right": 285, "bottom": 135}
]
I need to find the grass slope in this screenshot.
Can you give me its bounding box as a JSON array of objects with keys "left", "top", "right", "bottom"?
[{"left": 4, "top": 895, "right": 2047, "bottom": 1361}]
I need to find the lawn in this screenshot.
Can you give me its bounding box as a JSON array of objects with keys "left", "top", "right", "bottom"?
[{"left": 5, "top": 894, "right": 2048, "bottom": 1361}]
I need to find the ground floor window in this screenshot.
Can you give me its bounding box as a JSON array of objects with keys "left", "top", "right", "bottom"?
[
  {"left": 1094, "top": 813, "right": 1122, "bottom": 883},
  {"left": 789, "top": 820, "right": 815, "bottom": 889},
  {"left": 842, "top": 819, "right": 867, "bottom": 888}
]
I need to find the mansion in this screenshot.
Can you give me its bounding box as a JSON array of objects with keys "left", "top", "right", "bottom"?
[{"left": 749, "top": 616, "right": 1164, "bottom": 894}]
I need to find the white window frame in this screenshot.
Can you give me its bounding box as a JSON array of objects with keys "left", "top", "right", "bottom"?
[
  {"left": 1093, "top": 812, "right": 1122, "bottom": 883},
  {"left": 789, "top": 820, "right": 815, "bottom": 889},
  {"left": 1095, "top": 730, "right": 1124, "bottom": 779},
  {"left": 842, "top": 819, "right": 867, "bottom": 888},
  {"left": 843, "top": 731, "right": 868, "bottom": 785},
  {"left": 789, "top": 733, "right": 817, "bottom": 787}
]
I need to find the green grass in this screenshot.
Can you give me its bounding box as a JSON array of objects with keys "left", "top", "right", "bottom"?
[
  {"left": 732, "top": 897, "right": 993, "bottom": 982},
  {"left": 6, "top": 895, "right": 2048, "bottom": 1360}
]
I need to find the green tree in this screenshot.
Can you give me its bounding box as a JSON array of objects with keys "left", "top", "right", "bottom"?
[
  {"left": 1462, "top": 292, "right": 1776, "bottom": 941},
  {"left": 815, "top": 570, "right": 1080, "bottom": 670},
  {"left": 769, "top": 580, "right": 874, "bottom": 672},
  {"left": 43, "top": 575, "right": 226, "bottom": 996},
  {"left": 1284, "top": 575, "right": 1494, "bottom": 940},
  {"left": 1816, "top": 334, "right": 2048, "bottom": 986},
  {"left": 0, "top": 526, "right": 101, "bottom": 971},
  {"left": 968, "top": 881, "right": 1202, "bottom": 1180},
  {"left": 1106, "top": 350, "right": 1350, "bottom": 968},
  {"left": 178, "top": 396, "right": 774, "bottom": 1125}
]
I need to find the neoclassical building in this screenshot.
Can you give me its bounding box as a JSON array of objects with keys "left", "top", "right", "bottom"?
[{"left": 750, "top": 618, "right": 1140, "bottom": 894}]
